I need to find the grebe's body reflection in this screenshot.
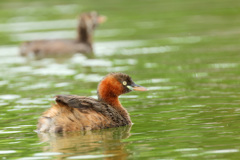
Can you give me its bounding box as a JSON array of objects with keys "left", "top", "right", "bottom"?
[{"left": 38, "top": 125, "right": 131, "bottom": 159}]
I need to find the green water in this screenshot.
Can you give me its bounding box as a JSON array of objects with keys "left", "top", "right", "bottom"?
[{"left": 1, "top": 0, "right": 240, "bottom": 159}]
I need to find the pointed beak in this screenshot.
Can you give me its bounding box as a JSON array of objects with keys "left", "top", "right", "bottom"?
[
  {"left": 128, "top": 83, "right": 148, "bottom": 91},
  {"left": 98, "top": 15, "right": 107, "bottom": 24}
]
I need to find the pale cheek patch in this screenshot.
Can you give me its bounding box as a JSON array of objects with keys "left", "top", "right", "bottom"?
[{"left": 127, "top": 85, "right": 133, "bottom": 90}]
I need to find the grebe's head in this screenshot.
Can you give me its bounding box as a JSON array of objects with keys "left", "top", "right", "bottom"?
[
  {"left": 79, "top": 11, "right": 107, "bottom": 31},
  {"left": 97, "top": 73, "right": 147, "bottom": 100}
]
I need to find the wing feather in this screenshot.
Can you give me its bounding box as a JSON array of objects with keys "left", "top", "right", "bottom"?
[{"left": 55, "top": 95, "right": 103, "bottom": 112}]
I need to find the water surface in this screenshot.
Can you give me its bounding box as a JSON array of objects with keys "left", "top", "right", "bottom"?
[{"left": 0, "top": 0, "right": 240, "bottom": 159}]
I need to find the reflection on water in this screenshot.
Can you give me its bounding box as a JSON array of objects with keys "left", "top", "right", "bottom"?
[
  {"left": 94, "top": 40, "right": 145, "bottom": 56},
  {"left": 33, "top": 64, "right": 76, "bottom": 76},
  {"left": 168, "top": 36, "right": 201, "bottom": 44},
  {"left": 74, "top": 73, "right": 102, "bottom": 82},
  {"left": 38, "top": 126, "right": 131, "bottom": 160},
  {"left": 120, "top": 46, "right": 178, "bottom": 55},
  {"left": 0, "top": 19, "right": 76, "bottom": 32},
  {"left": 210, "top": 63, "right": 239, "bottom": 69},
  {"left": 0, "top": 94, "right": 20, "bottom": 100},
  {"left": 147, "top": 86, "right": 177, "bottom": 91},
  {"left": 0, "top": 150, "right": 16, "bottom": 154}
]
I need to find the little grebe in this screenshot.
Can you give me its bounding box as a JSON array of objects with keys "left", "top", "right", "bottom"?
[
  {"left": 20, "top": 11, "right": 106, "bottom": 57},
  {"left": 37, "top": 73, "right": 147, "bottom": 132}
]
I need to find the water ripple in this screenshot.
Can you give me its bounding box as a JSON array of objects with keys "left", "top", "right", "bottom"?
[
  {"left": 120, "top": 46, "right": 178, "bottom": 55},
  {"left": 71, "top": 55, "right": 112, "bottom": 67},
  {"left": 33, "top": 64, "right": 76, "bottom": 76},
  {"left": 74, "top": 74, "right": 102, "bottom": 82},
  {"left": 148, "top": 86, "right": 177, "bottom": 91},
  {"left": 0, "top": 80, "right": 8, "bottom": 86},
  {"left": 114, "top": 59, "right": 137, "bottom": 65},
  {"left": 0, "top": 46, "right": 19, "bottom": 56},
  {"left": 137, "top": 78, "right": 169, "bottom": 84},
  {"left": 54, "top": 82, "right": 70, "bottom": 88},
  {"left": 95, "top": 40, "right": 145, "bottom": 56},
  {"left": 81, "top": 59, "right": 112, "bottom": 67},
  {"left": 0, "top": 102, "right": 9, "bottom": 106},
  {"left": 0, "top": 19, "right": 76, "bottom": 32},
  {"left": 16, "top": 98, "right": 49, "bottom": 105},
  {"left": 0, "top": 95, "right": 20, "bottom": 100},
  {"left": 18, "top": 157, "right": 49, "bottom": 160},
  {"left": 0, "top": 150, "right": 16, "bottom": 154},
  {"left": 34, "top": 152, "right": 62, "bottom": 156},
  {"left": 205, "top": 149, "right": 239, "bottom": 154},
  {"left": 105, "top": 66, "right": 130, "bottom": 72},
  {"left": 0, "top": 130, "right": 21, "bottom": 134},
  {"left": 67, "top": 154, "right": 115, "bottom": 159},
  {"left": 168, "top": 36, "right": 201, "bottom": 44},
  {"left": 175, "top": 148, "right": 199, "bottom": 152},
  {"left": 144, "top": 63, "right": 158, "bottom": 68},
  {"left": 20, "top": 83, "right": 51, "bottom": 90},
  {"left": 0, "top": 56, "right": 26, "bottom": 65},
  {"left": 192, "top": 72, "right": 208, "bottom": 78},
  {"left": 210, "top": 63, "right": 238, "bottom": 69},
  {"left": 120, "top": 95, "right": 138, "bottom": 99}
]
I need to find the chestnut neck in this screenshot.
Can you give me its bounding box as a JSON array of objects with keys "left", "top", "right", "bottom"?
[
  {"left": 76, "top": 18, "right": 93, "bottom": 45},
  {"left": 97, "top": 76, "right": 131, "bottom": 123}
]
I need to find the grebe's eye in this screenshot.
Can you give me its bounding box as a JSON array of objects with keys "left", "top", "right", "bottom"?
[{"left": 122, "top": 81, "right": 127, "bottom": 86}]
